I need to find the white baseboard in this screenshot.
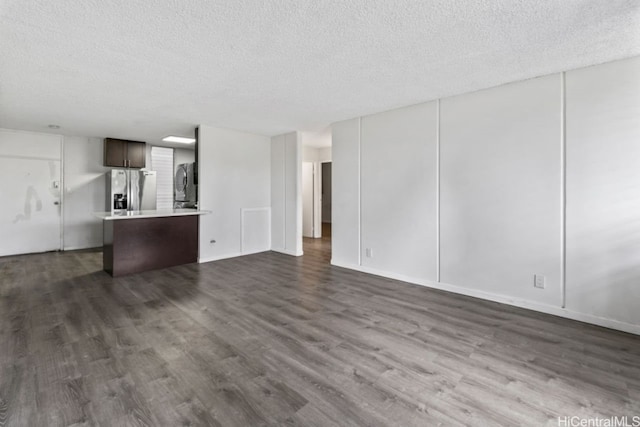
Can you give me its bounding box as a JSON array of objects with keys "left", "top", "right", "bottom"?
[
  {"left": 199, "top": 248, "right": 300, "bottom": 264},
  {"left": 63, "top": 245, "right": 101, "bottom": 251},
  {"left": 272, "top": 248, "right": 303, "bottom": 257},
  {"left": 241, "top": 248, "right": 270, "bottom": 256},
  {"left": 198, "top": 252, "right": 243, "bottom": 263},
  {"left": 331, "top": 261, "right": 640, "bottom": 336}
]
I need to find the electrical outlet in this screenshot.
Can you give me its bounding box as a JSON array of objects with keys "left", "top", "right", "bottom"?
[
  {"left": 365, "top": 248, "right": 373, "bottom": 258},
  {"left": 534, "top": 274, "right": 546, "bottom": 289}
]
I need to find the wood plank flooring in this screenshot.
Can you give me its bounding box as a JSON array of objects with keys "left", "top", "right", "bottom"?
[{"left": 1, "top": 237, "right": 639, "bottom": 426}]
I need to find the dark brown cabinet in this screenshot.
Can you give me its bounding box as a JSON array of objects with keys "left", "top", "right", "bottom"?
[
  {"left": 103, "top": 215, "right": 198, "bottom": 277},
  {"left": 104, "top": 138, "right": 146, "bottom": 168}
]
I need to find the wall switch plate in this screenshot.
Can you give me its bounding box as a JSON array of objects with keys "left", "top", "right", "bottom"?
[
  {"left": 365, "top": 248, "right": 373, "bottom": 258},
  {"left": 534, "top": 274, "right": 546, "bottom": 289}
]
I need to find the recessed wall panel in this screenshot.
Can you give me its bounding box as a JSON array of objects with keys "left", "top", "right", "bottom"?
[
  {"left": 440, "top": 74, "right": 563, "bottom": 306},
  {"left": 331, "top": 118, "right": 360, "bottom": 266},
  {"left": 360, "top": 102, "right": 438, "bottom": 281},
  {"left": 565, "top": 56, "right": 640, "bottom": 325}
]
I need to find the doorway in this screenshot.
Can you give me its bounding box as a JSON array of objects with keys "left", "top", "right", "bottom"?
[
  {"left": 301, "top": 161, "right": 332, "bottom": 240},
  {"left": 302, "top": 162, "right": 315, "bottom": 238},
  {"left": 301, "top": 159, "right": 331, "bottom": 262},
  {"left": 321, "top": 162, "right": 331, "bottom": 239},
  {"left": 300, "top": 132, "right": 332, "bottom": 261},
  {"left": 0, "top": 130, "right": 63, "bottom": 257}
]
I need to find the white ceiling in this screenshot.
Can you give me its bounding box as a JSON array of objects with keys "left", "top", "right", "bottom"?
[{"left": 1, "top": 1, "right": 639, "bottom": 145}]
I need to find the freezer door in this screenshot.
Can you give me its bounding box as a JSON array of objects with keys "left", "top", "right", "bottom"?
[
  {"left": 130, "top": 170, "right": 157, "bottom": 210},
  {"left": 107, "top": 169, "right": 128, "bottom": 211},
  {"left": 140, "top": 171, "right": 157, "bottom": 210}
]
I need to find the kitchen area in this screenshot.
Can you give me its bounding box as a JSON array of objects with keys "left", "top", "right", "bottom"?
[
  {"left": 95, "top": 134, "right": 209, "bottom": 276},
  {"left": 1, "top": 125, "right": 271, "bottom": 275}
]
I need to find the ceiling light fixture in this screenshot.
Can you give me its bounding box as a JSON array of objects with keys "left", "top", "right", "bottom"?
[{"left": 162, "top": 136, "right": 196, "bottom": 144}]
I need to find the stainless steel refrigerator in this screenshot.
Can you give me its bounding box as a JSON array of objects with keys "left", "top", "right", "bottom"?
[{"left": 106, "top": 169, "right": 157, "bottom": 212}]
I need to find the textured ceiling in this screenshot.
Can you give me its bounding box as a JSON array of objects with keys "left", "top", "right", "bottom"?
[{"left": 1, "top": 0, "right": 639, "bottom": 145}]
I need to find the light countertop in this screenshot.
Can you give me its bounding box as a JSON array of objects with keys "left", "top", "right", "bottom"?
[{"left": 94, "top": 209, "right": 211, "bottom": 220}]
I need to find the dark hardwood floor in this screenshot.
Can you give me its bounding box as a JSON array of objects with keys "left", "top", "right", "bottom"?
[
  {"left": 321, "top": 222, "right": 331, "bottom": 240},
  {"left": 1, "top": 237, "right": 639, "bottom": 426}
]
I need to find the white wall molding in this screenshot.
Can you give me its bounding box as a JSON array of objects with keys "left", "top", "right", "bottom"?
[
  {"left": 272, "top": 248, "right": 303, "bottom": 257},
  {"left": 331, "top": 56, "right": 640, "bottom": 334},
  {"left": 357, "top": 116, "right": 362, "bottom": 267},
  {"left": 199, "top": 252, "right": 244, "bottom": 263},
  {"left": 63, "top": 246, "right": 98, "bottom": 252},
  {"left": 436, "top": 99, "right": 441, "bottom": 283},
  {"left": 331, "top": 260, "right": 640, "bottom": 336},
  {"left": 560, "top": 71, "right": 567, "bottom": 309},
  {"left": 270, "top": 132, "right": 302, "bottom": 255}
]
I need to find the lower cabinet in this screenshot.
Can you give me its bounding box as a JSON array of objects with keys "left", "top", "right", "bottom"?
[{"left": 103, "top": 215, "right": 198, "bottom": 276}]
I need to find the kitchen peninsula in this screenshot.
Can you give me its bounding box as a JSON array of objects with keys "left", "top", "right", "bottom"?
[{"left": 94, "top": 209, "right": 209, "bottom": 277}]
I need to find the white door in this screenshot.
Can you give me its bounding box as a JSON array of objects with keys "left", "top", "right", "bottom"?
[
  {"left": 302, "top": 162, "right": 314, "bottom": 237},
  {"left": 0, "top": 129, "right": 62, "bottom": 257}
]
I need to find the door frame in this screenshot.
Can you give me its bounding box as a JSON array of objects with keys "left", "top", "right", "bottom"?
[
  {"left": 317, "top": 160, "right": 332, "bottom": 238},
  {"left": 59, "top": 136, "right": 65, "bottom": 251},
  {"left": 302, "top": 161, "right": 316, "bottom": 238},
  {"left": 314, "top": 161, "right": 325, "bottom": 238}
]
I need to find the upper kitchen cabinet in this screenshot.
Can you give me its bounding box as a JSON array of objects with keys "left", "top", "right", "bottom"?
[
  {"left": 104, "top": 138, "right": 146, "bottom": 168},
  {"left": 126, "top": 141, "right": 146, "bottom": 168}
]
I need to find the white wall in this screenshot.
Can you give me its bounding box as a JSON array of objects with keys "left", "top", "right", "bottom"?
[
  {"left": 302, "top": 146, "right": 332, "bottom": 163},
  {"left": 63, "top": 136, "right": 109, "bottom": 250},
  {"left": 441, "top": 74, "right": 563, "bottom": 307},
  {"left": 271, "top": 134, "right": 286, "bottom": 249},
  {"left": 302, "top": 146, "right": 319, "bottom": 162},
  {"left": 318, "top": 147, "right": 332, "bottom": 163},
  {"left": 361, "top": 103, "right": 438, "bottom": 281},
  {"left": 332, "top": 56, "right": 640, "bottom": 335},
  {"left": 284, "top": 132, "right": 302, "bottom": 253},
  {"left": 565, "top": 56, "right": 640, "bottom": 327},
  {"left": 270, "top": 132, "right": 302, "bottom": 255},
  {"left": 198, "top": 125, "right": 271, "bottom": 262},
  {"left": 145, "top": 143, "right": 152, "bottom": 170},
  {"left": 332, "top": 118, "right": 360, "bottom": 266}
]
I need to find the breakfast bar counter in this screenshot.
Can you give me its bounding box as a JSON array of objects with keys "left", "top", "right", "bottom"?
[{"left": 94, "top": 209, "right": 210, "bottom": 277}]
